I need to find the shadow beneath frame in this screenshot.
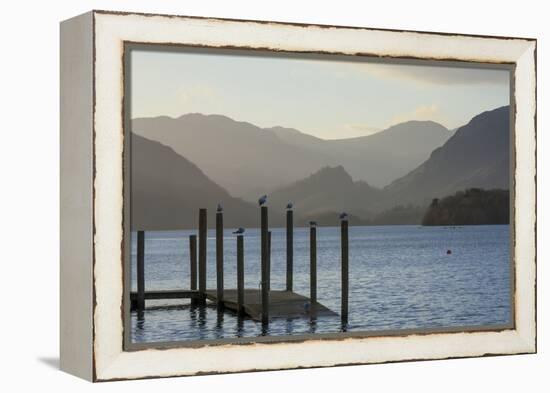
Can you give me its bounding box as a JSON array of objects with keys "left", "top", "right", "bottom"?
[{"left": 37, "top": 356, "right": 59, "bottom": 370}]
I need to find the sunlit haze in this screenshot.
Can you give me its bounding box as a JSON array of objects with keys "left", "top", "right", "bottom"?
[{"left": 130, "top": 47, "right": 510, "bottom": 139}]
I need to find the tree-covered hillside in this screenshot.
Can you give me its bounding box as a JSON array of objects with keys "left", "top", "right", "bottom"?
[{"left": 422, "top": 188, "right": 509, "bottom": 226}]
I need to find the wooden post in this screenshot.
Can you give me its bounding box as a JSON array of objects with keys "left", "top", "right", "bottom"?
[
  {"left": 341, "top": 219, "right": 349, "bottom": 324},
  {"left": 216, "top": 210, "right": 224, "bottom": 309},
  {"left": 286, "top": 209, "right": 293, "bottom": 291},
  {"left": 189, "top": 234, "right": 197, "bottom": 306},
  {"left": 237, "top": 235, "right": 244, "bottom": 316},
  {"left": 261, "top": 206, "right": 269, "bottom": 325},
  {"left": 310, "top": 225, "right": 317, "bottom": 306},
  {"left": 136, "top": 230, "right": 145, "bottom": 312},
  {"left": 267, "top": 231, "right": 272, "bottom": 291},
  {"left": 198, "top": 208, "right": 207, "bottom": 305}
]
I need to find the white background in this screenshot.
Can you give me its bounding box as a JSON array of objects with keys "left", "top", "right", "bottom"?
[{"left": 0, "top": 0, "right": 546, "bottom": 391}]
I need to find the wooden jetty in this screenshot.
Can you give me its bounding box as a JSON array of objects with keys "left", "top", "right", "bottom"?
[
  {"left": 205, "top": 289, "right": 336, "bottom": 321},
  {"left": 132, "top": 205, "right": 350, "bottom": 325},
  {"left": 130, "top": 289, "right": 337, "bottom": 320}
]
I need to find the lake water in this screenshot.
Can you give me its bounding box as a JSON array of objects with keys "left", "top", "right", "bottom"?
[{"left": 130, "top": 225, "right": 511, "bottom": 344}]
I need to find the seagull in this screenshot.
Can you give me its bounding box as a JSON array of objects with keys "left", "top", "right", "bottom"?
[
  {"left": 286, "top": 202, "right": 293, "bottom": 210},
  {"left": 339, "top": 212, "right": 348, "bottom": 220},
  {"left": 309, "top": 221, "right": 317, "bottom": 227},
  {"left": 233, "top": 227, "right": 245, "bottom": 234},
  {"left": 216, "top": 203, "right": 223, "bottom": 212},
  {"left": 258, "top": 195, "right": 267, "bottom": 206}
]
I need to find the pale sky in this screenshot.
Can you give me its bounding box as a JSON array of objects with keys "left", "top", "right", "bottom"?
[{"left": 130, "top": 47, "right": 510, "bottom": 139}]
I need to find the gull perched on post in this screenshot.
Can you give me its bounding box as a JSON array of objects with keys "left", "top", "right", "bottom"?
[
  {"left": 233, "top": 227, "right": 245, "bottom": 234},
  {"left": 217, "top": 203, "right": 223, "bottom": 212},
  {"left": 339, "top": 212, "right": 348, "bottom": 220},
  {"left": 258, "top": 195, "right": 267, "bottom": 206},
  {"left": 309, "top": 221, "right": 317, "bottom": 227},
  {"left": 286, "top": 202, "right": 293, "bottom": 210}
]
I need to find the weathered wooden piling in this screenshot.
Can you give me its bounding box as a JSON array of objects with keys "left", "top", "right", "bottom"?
[
  {"left": 267, "top": 231, "right": 272, "bottom": 291},
  {"left": 286, "top": 209, "right": 293, "bottom": 291},
  {"left": 189, "top": 234, "right": 197, "bottom": 306},
  {"left": 216, "top": 210, "right": 224, "bottom": 309},
  {"left": 237, "top": 235, "right": 244, "bottom": 316},
  {"left": 198, "top": 208, "right": 207, "bottom": 305},
  {"left": 261, "top": 206, "right": 269, "bottom": 324},
  {"left": 341, "top": 219, "right": 349, "bottom": 324},
  {"left": 310, "top": 224, "right": 317, "bottom": 306},
  {"left": 136, "top": 230, "right": 145, "bottom": 312}
]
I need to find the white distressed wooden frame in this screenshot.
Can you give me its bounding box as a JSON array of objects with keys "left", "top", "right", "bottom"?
[{"left": 60, "top": 10, "right": 536, "bottom": 381}]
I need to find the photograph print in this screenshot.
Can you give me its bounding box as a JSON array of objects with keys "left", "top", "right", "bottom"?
[{"left": 125, "top": 45, "right": 513, "bottom": 346}]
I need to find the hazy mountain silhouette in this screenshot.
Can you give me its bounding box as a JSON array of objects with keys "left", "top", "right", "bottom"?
[
  {"left": 269, "top": 165, "right": 382, "bottom": 221},
  {"left": 131, "top": 134, "right": 275, "bottom": 230},
  {"left": 269, "top": 106, "right": 510, "bottom": 221},
  {"left": 270, "top": 120, "right": 451, "bottom": 187},
  {"left": 296, "top": 211, "right": 366, "bottom": 227},
  {"left": 130, "top": 106, "right": 509, "bottom": 228},
  {"left": 132, "top": 114, "right": 451, "bottom": 199},
  {"left": 132, "top": 114, "right": 332, "bottom": 200},
  {"left": 383, "top": 106, "right": 510, "bottom": 207}
]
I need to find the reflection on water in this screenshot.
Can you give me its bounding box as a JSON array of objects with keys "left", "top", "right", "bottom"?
[{"left": 130, "top": 225, "right": 511, "bottom": 343}]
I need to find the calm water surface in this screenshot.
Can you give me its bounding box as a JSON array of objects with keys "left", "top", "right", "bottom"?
[{"left": 130, "top": 225, "right": 511, "bottom": 343}]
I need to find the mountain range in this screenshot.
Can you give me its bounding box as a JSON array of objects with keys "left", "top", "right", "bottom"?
[
  {"left": 269, "top": 120, "right": 451, "bottom": 188},
  {"left": 382, "top": 105, "right": 510, "bottom": 207},
  {"left": 131, "top": 134, "right": 268, "bottom": 229},
  {"left": 131, "top": 105, "right": 510, "bottom": 229},
  {"left": 269, "top": 165, "right": 381, "bottom": 221},
  {"left": 132, "top": 114, "right": 451, "bottom": 200}
]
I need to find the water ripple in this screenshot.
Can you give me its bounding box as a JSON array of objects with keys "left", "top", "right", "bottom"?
[{"left": 130, "top": 225, "right": 511, "bottom": 343}]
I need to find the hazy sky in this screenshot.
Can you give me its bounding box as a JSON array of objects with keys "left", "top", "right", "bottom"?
[{"left": 130, "top": 48, "right": 510, "bottom": 140}]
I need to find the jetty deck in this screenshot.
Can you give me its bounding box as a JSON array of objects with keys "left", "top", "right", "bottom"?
[
  {"left": 206, "top": 289, "right": 337, "bottom": 320},
  {"left": 130, "top": 289, "right": 337, "bottom": 321}
]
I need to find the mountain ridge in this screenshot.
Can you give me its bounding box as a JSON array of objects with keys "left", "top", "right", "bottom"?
[
  {"left": 269, "top": 165, "right": 381, "bottom": 220},
  {"left": 132, "top": 113, "right": 452, "bottom": 197},
  {"left": 130, "top": 105, "right": 509, "bottom": 229},
  {"left": 383, "top": 105, "right": 510, "bottom": 207},
  {"left": 131, "top": 133, "right": 280, "bottom": 229}
]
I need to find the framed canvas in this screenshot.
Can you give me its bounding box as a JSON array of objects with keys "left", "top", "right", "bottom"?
[{"left": 60, "top": 10, "right": 537, "bottom": 381}]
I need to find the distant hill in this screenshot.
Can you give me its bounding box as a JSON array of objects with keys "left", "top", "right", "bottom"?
[
  {"left": 383, "top": 106, "right": 510, "bottom": 207},
  {"left": 296, "top": 211, "right": 365, "bottom": 227},
  {"left": 269, "top": 165, "right": 381, "bottom": 222},
  {"left": 366, "top": 204, "right": 426, "bottom": 226},
  {"left": 422, "top": 188, "right": 510, "bottom": 226},
  {"left": 132, "top": 114, "right": 451, "bottom": 199},
  {"left": 131, "top": 134, "right": 275, "bottom": 230}
]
